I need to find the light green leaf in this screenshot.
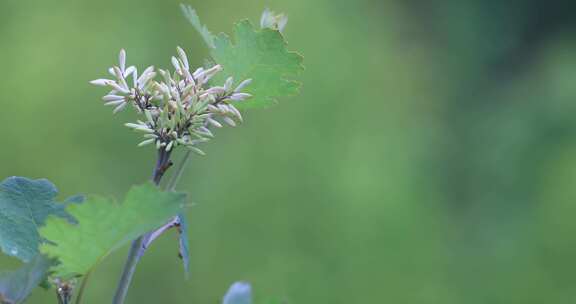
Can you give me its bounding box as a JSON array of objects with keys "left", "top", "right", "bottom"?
[
  {"left": 181, "top": 6, "right": 304, "bottom": 108},
  {"left": 212, "top": 20, "right": 303, "bottom": 108},
  {"left": 0, "top": 177, "right": 72, "bottom": 262},
  {"left": 40, "top": 183, "right": 186, "bottom": 279},
  {"left": 0, "top": 255, "right": 51, "bottom": 304}
]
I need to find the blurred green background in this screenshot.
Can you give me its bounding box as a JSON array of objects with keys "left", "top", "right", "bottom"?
[{"left": 2, "top": 0, "right": 576, "bottom": 303}]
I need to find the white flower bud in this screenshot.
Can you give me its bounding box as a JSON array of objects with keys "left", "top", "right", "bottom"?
[
  {"left": 125, "top": 123, "right": 145, "bottom": 129},
  {"left": 90, "top": 79, "right": 113, "bottom": 86},
  {"left": 228, "top": 104, "right": 243, "bottom": 122},
  {"left": 204, "top": 86, "right": 226, "bottom": 96},
  {"left": 109, "top": 81, "right": 130, "bottom": 94},
  {"left": 138, "top": 139, "right": 155, "bottom": 147},
  {"left": 124, "top": 66, "right": 136, "bottom": 78},
  {"left": 192, "top": 67, "right": 204, "bottom": 78},
  {"left": 224, "top": 77, "right": 234, "bottom": 91},
  {"left": 176, "top": 46, "right": 189, "bottom": 70},
  {"left": 165, "top": 141, "right": 174, "bottom": 151},
  {"left": 171, "top": 56, "right": 181, "bottom": 73},
  {"left": 234, "top": 79, "right": 252, "bottom": 92},
  {"left": 223, "top": 116, "right": 236, "bottom": 127},
  {"left": 260, "top": 9, "right": 288, "bottom": 33},
  {"left": 207, "top": 118, "right": 222, "bottom": 128},
  {"left": 102, "top": 94, "right": 125, "bottom": 101},
  {"left": 187, "top": 146, "right": 206, "bottom": 156},
  {"left": 113, "top": 66, "right": 129, "bottom": 90},
  {"left": 113, "top": 102, "right": 127, "bottom": 114},
  {"left": 197, "top": 65, "right": 222, "bottom": 83},
  {"left": 119, "top": 49, "right": 126, "bottom": 72},
  {"left": 229, "top": 93, "right": 252, "bottom": 101},
  {"left": 104, "top": 100, "right": 125, "bottom": 106}
]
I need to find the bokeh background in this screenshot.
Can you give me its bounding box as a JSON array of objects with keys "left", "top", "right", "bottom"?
[{"left": 1, "top": 0, "right": 576, "bottom": 303}]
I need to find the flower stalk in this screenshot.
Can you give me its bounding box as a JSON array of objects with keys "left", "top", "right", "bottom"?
[
  {"left": 112, "top": 149, "right": 171, "bottom": 304},
  {"left": 91, "top": 47, "right": 253, "bottom": 303}
]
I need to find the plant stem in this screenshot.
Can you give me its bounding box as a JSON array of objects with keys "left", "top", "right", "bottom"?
[
  {"left": 112, "top": 149, "right": 172, "bottom": 304},
  {"left": 153, "top": 149, "right": 173, "bottom": 185},
  {"left": 167, "top": 150, "right": 192, "bottom": 191},
  {"left": 74, "top": 267, "right": 94, "bottom": 304},
  {"left": 55, "top": 283, "right": 73, "bottom": 304},
  {"left": 111, "top": 237, "right": 145, "bottom": 304}
]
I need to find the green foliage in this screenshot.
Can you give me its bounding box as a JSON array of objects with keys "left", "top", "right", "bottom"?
[
  {"left": 180, "top": 4, "right": 215, "bottom": 49},
  {"left": 182, "top": 5, "right": 304, "bottom": 108},
  {"left": 212, "top": 21, "right": 304, "bottom": 108},
  {"left": 0, "top": 177, "right": 72, "bottom": 263},
  {"left": 40, "top": 183, "right": 186, "bottom": 279},
  {"left": 0, "top": 255, "right": 51, "bottom": 304},
  {"left": 0, "top": 5, "right": 305, "bottom": 303}
]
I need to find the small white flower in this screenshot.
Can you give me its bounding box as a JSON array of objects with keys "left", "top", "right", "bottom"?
[
  {"left": 228, "top": 93, "right": 251, "bottom": 101},
  {"left": 90, "top": 79, "right": 112, "bottom": 86},
  {"left": 92, "top": 46, "right": 254, "bottom": 154},
  {"left": 119, "top": 49, "right": 126, "bottom": 73},
  {"left": 260, "top": 9, "right": 288, "bottom": 33},
  {"left": 222, "top": 116, "right": 236, "bottom": 127},
  {"left": 124, "top": 66, "right": 136, "bottom": 78},
  {"left": 234, "top": 79, "right": 252, "bottom": 92},
  {"left": 176, "top": 46, "right": 189, "bottom": 70},
  {"left": 171, "top": 56, "right": 181, "bottom": 72},
  {"left": 102, "top": 94, "right": 125, "bottom": 101},
  {"left": 113, "top": 102, "right": 127, "bottom": 114},
  {"left": 207, "top": 118, "right": 222, "bottom": 128},
  {"left": 138, "top": 138, "right": 155, "bottom": 147},
  {"left": 224, "top": 77, "right": 234, "bottom": 91},
  {"left": 104, "top": 100, "right": 125, "bottom": 106}
]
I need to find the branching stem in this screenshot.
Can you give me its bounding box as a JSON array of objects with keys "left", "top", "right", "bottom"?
[
  {"left": 75, "top": 267, "right": 94, "bottom": 304},
  {"left": 112, "top": 149, "right": 173, "bottom": 304},
  {"left": 167, "top": 150, "right": 192, "bottom": 191}
]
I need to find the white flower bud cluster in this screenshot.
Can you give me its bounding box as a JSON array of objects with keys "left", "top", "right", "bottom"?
[
  {"left": 260, "top": 8, "right": 288, "bottom": 33},
  {"left": 90, "top": 47, "right": 252, "bottom": 155}
]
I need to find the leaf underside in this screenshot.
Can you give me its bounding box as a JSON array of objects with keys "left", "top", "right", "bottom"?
[
  {"left": 40, "top": 183, "right": 186, "bottom": 279},
  {"left": 0, "top": 177, "right": 72, "bottom": 263},
  {"left": 0, "top": 255, "right": 51, "bottom": 304}
]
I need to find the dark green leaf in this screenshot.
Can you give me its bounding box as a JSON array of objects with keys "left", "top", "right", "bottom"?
[
  {"left": 0, "top": 177, "right": 71, "bottom": 262},
  {"left": 0, "top": 255, "right": 51, "bottom": 304}
]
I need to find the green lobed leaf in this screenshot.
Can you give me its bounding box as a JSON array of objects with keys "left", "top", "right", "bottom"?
[
  {"left": 0, "top": 177, "right": 72, "bottom": 262},
  {"left": 0, "top": 255, "right": 51, "bottom": 304},
  {"left": 213, "top": 20, "right": 303, "bottom": 108},
  {"left": 181, "top": 5, "right": 304, "bottom": 108},
  {"left": 39, "top": 183, "right": 186, "bottom": 279}
]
